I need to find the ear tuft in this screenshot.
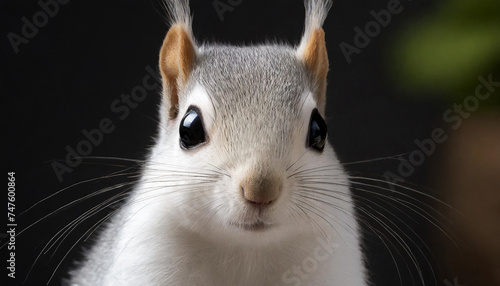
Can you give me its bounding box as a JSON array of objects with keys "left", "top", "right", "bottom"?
[
  {"left": 159, "top": 24, "right": 196, "bottom": 119},
  {"left": 297, "top": 0, "right": 331, "bottom": 112}
]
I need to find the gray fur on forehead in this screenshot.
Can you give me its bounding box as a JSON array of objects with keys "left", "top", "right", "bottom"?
[
  {"left": 190, "top": 45, "right": 310, "bottom": 115},
  {"left": 186, "top": 44, "right": 312, "bottom": 161}
]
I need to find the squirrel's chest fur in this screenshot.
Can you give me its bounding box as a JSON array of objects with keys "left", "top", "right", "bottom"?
[{"left": 69, "top": 190, "right": 366, "bottom": 286}]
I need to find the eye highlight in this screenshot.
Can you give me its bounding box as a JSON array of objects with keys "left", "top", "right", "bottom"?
[
  {"left": 307, "top": 109, "right": 327, "bottom": 152},
  {"left": 179, "top": 107, "right": 206, "bottom": 149}
]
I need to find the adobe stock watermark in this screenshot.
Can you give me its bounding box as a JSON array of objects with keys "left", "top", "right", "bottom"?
[
  {"left": 281, "top": 236, "right": 341, "bottom": 285},
  {"left": 384, "top": 73, "right": 499, "bottom": 189},
  {"left": 339, "top": 0, "right": 410, "bottom": 64},
  {"left": 6, "top": 0, "right": 71, "bottom": 54},
  {"left": 212, "top": 0, "right": 244, "bottom": 21},
  {"left": 51, "top": 65, "right": 161, "bottom": 182}
]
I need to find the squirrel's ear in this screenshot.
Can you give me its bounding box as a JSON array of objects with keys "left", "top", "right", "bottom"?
[
  {"left": 297, "top": 28, "right": 329, "bottom": 112},
  {"left": 297, "top": 0, "right": 332, "bottom": 112},
  {"left": 159, "top": 24, "right": 196, "bottom": 119}
]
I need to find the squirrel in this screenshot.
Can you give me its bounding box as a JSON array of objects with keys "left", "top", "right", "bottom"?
[{"left": 67, "top": 0, "right": 368, "bottom": 285}]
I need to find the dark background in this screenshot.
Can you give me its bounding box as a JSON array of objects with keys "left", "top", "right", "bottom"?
[{"left": 1, "top": 0, "right": 452, "bottom": 285}]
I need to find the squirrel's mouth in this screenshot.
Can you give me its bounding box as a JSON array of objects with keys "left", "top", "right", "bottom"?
[{"left": 229, "top": 220, "right": 274, "bottom": 231}]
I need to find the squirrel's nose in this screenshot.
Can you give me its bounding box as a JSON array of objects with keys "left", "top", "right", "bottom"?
[{"left": 240, "top": 175, "right": 282, "bottom": 205}]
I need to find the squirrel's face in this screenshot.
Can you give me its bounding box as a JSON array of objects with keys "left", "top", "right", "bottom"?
[
  {"left": 134, "top": 12, "right": 353, "bottom": 244},
  {"left": 140, "top": 46, "right": 351, "bottom": 244}
]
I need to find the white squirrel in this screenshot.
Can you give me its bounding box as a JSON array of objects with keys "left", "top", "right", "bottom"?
[{"left": 68, "top": 0, "right": 368, "bottom": 285}]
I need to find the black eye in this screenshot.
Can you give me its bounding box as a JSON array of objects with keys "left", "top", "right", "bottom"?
[
  {"left": 179, "top": 108, "right": 206, "bottom": 149},
  {"left": 307, "top": 109, "right": 327, "bottom": 152}
]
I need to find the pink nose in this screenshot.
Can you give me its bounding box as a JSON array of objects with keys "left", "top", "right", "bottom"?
[{"left": 240, "top": 176, "right": 282, "bottom": 205}]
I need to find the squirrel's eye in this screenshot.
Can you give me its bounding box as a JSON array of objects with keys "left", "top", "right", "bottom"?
[
  {"left": 307, "top": 109, "right": 327, "bottom": 152},
  {"left": 179, "top": 108, "right": 206, "bottom": 149}
]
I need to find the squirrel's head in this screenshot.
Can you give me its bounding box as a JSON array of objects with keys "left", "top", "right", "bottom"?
[{"left": 143, "top": 0, "right": 351, "bottom": 243}]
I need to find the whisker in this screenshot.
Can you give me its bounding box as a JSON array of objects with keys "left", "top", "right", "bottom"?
[
  {"left": 47, "top": 191, "right": 130, "bottom": 257},
  {"left": 45, "top": 211, "right": 117, "bottom": 286},
  {"left": 349, "top": 176, "right": 454, "bottom": 209},
  {"left": 340, "top": 153, "right": 412, "bottom": 166},
  {"left": 20, "top": 167, "right": 139, "bottom": 216},
  {"left": 17, "top": 180, "right": 139, "bottom": 237},
  {"left": 294, "top": 192, "right": 359, "bottom": 238},
  {"left": 290, "top": 195, "right": 349, "bottom": 243},
  {"left": 299, "top": 178, "right": 459, "bottom": 249},
  {"left": 24, "top": 191, "right": 131, "bottom": 282},
  {"left": 357, "top": 204, "right": 422, "bottom": 285}
]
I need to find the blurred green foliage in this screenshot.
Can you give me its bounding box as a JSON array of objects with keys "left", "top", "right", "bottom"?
[{"left": 393, "top": 0, "right": 500, "bottom": 107}]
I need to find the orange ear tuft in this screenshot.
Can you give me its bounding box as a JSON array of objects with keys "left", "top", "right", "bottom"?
[
  {"left": 159, "top": 24, "right": 196, "bottom": 119},
  {"left": 300, "top": 28, "right": 329, "bottom": 112}
]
